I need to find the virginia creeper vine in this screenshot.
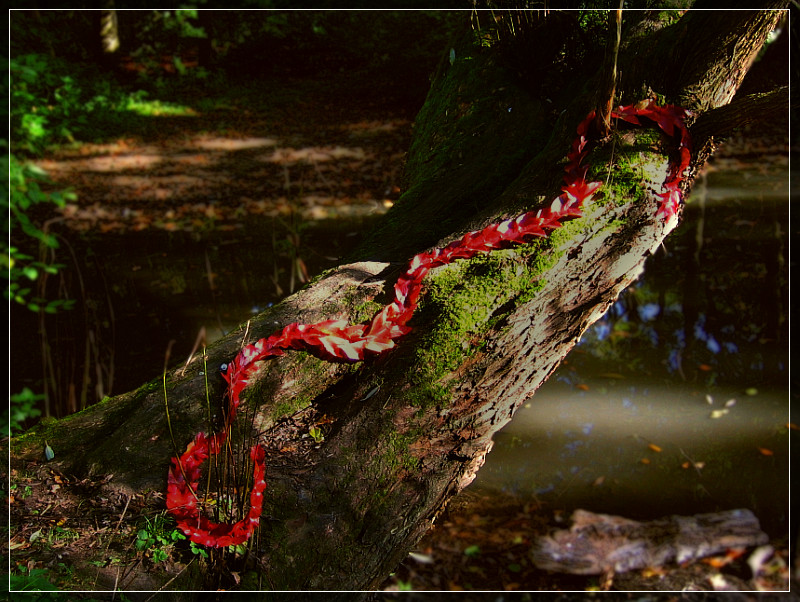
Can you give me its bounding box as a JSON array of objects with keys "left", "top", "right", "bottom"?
[{"left": 166, "top": 99, "right": 693, "bottom": 548}]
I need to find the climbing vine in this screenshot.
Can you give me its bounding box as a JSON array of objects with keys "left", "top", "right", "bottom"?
[{"left": 166, "top": 99, "right": 693, "bottom": 548}]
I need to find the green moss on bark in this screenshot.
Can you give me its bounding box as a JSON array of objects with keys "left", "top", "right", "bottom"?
[
  {"left": 11, "top": 378, "right": 159, "bottom": 458},
  {"left": 403, "top": 236, "right": 559, "bottom": 411}
]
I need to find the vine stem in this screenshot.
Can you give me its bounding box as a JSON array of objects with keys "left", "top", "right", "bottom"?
[{"left": 166, "top": 100, "right": 693, "bottom": 548}]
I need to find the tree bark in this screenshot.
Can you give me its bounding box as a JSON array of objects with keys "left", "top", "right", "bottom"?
[{"left": 10, "top": 7, "right": 787, "bottom": 592}]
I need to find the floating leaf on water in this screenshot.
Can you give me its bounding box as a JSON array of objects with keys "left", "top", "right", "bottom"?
[
  {"left": 724, "top": 399, "right": 737, "bottom": 408},
  {"left": 705, "top": 394, "right": 714, "bottom": 405},
  {"left": 592, "top": 475, "right": 605, "bottom": 487},
  {"left": 710, "top": 409, "right": 729, "bottom": 419},
  {"left": 745, "top": 387, "right": 758, "bottom": 396},
  {"left": 640, "top": 458, "right": 651, "bottom": 465},
  {"left": 648, "top": 443, "right": 662, "bottom": 453},
  {"left": 757, "top": 447, "right": 774, "bottom": 456}
]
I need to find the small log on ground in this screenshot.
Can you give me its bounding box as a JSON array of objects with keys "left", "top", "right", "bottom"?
[{"left": 531, "top": 508, "right": 769, "bottom": 575}]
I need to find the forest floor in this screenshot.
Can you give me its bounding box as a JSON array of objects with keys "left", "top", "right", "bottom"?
[
  {"left": 32, "top": 73, "right": 416, "bottom": 236},
  {"left": 8, "top": 70, "right": 795, "bottom": 596},
  {"left": 8, "top": 460, "right": 793, "bottom": 594}
]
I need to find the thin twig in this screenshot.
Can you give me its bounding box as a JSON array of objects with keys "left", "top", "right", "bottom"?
[
  {"left": 241, "top": 319, "right": 251, "bottom": 349},
  {"left": 596, "top": 4, "right": 623, "bottom": 135},
  {"left": 163, "top": 342, "right": 199, "bottom": 504},
  {"left": 178, "top": 327, "right": 207, "bottom": 377},
  {"left": 111, "top": 564, "right": 120, "bottom": 600},
  {"left": 679, "top": 446, "right": 704, "bottom": 478},
  {"left": 94, "top": 493, "right": 131, "bottom": 590},
  {"left": 142, "top": 558, "right": 195, "bottom": 602}
]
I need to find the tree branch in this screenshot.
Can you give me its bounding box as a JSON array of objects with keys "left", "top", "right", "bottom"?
[
  {"left": 689, "top": 85, "right": 789, "bottom": 145},
  {"left": 595, "top": 6, "right": 623, "bottom": 136},
  {"left": 670, "top": 5, "right": 787, "bottom": 110},
  {"left": 618, "top": 6, "right": 786, "bottom": 111}
]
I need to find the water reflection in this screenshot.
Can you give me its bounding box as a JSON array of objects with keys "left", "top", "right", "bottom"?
[
  {"left": 474, "top": 377, "right": 789, "bottom": 536},
  {"left": 574, "top": 194, "right": 787, "bottom": 385}
]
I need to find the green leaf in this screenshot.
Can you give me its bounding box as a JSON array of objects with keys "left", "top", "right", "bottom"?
[
  {"left": 190, "top": 541, "right": 209, "bottom": 558},
  {"left": 463, "top": 545, "right": 481, "bottom": 557},
  {"left": 309, "top": 426, "right": 324, "bottom": 443},
  {"left": 152, "top": 549, "right": 168, "bottom": 563}
]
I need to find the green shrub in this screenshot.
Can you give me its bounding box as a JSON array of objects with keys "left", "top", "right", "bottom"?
[
  {"left": 9, "top": 54, "right": 90, "bottom": 154},
  {"left": 7, "top": 387, "right": 44, "bottom": 436},
  {"left": 4, "top": 154, "right": 76, "bottom": 314},
  {"left": 135, "top": 514, "right": 187, "bottom": 563}
]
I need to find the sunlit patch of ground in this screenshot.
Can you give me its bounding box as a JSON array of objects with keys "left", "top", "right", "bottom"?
[{"left": 33, "top": 81, "right": 414, "bottom": 234}]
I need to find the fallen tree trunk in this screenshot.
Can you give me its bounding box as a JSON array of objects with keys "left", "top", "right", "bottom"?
[{"left": 11, "top": 6, "right": 787, "bottom": 592}]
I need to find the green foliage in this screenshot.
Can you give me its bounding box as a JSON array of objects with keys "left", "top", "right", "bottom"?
[
  {"left": 135, "top": 514, "right": 186, "bottom": 563},
  {"left": 10, "top": 54, "right": 90, "bottom": 154},
  {"left": 7, "top": 387, "right": 44, "bottom": 436},
  {"left": 160, "top": 10, "right": 206, "bottom": 39},
  {"left": 463, "top": 544, "right": 481, "bottom": 557},
  {"left": 309, "top": 425, "right": 324, "bottom": 443},
  {"left": 395, "top": 578, "right": 413, "bottom": 590},
  {"left": 10, "top": 482, "right": 34, "bottom": 499},
  {"left": 122, "top": 90, "right": 196, "bottom": 116},
  {"left": 189, "top": 539, "right": 210, "bottom": 559},
  {"left": 131, "top": 10, "right": 206, "bottom": 55},
  {"left": 5, "top": 154, "right": 76, "bottom": 314},
  {"left": 9, "top": 53, "right": 172, "bottom": 152},
  {"left": 9, "top": 567, "right": 61, "bottom": 594}
]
